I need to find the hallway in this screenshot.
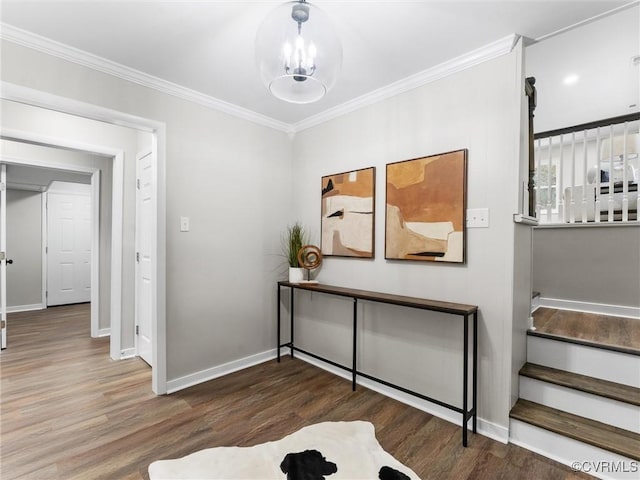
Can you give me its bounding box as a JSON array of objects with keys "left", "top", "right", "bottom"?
[{"left": 0, "top": 305, "right": 589, "bottom": 479}]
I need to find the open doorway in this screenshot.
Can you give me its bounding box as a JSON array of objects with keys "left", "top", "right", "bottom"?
[
  {"left": 45, "top": 181, "right": 93, "bottom": 308},
  {"left": 0, "top": 142, "right": 111, "bottom": 341},
  {"left": 0, "top": 86, "right": 166, "bottom": 394},
  {"left": 5, "top": 163, "right": 95, "bottom": 313}
]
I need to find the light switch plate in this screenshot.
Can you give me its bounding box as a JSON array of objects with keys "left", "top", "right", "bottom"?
[
  {"left": 180, "top": 216, "right": 190, "bottom": 232},
  {"left": 467, "top": 208, "right": 489, "bottom": 228}
]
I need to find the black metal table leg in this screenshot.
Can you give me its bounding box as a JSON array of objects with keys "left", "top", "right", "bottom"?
[
  {"left": 473, "top": 310, "right": 478, "bottom": 433},
  {"left": 290, "top": 288, "right": 295, "bottom": 359},
  {"left": 462, "top": 313, "right": 469, "bottom": 447},
  {"left": 277, "top": 284, "right": 281, "bottom": 362},
  {"left": 352, "top": 298, "right": 358, "bottom": 391}
]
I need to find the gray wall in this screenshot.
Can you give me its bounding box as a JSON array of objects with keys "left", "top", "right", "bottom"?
[
  {"left": 290, "top": 47, "right": 525, "bottom": 430},
  {"left": 533, "top": 226, "right": 640, "bottom": 307},
  {"left": 1, "top": 38, "right": 292, "bottom": 380},
  {"left": 6, "top": 189, "right": 42, "bottom": 308}
]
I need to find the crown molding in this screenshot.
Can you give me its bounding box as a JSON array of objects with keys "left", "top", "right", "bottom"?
[
  {"left": 1, "top": 22, "right": 518, "bottom": 136},
  {"left": 0, "top": 23, "right": 294, "bottom": 134},
  {"left": 292, "top": 34, "right": 520, "bottom": 133},
  {"left": 533, "top": 0, "right": 638, "bottom": 43}
]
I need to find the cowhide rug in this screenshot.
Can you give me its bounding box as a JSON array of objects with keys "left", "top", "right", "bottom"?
[{"left": 148, "top": 420, "right": 420, "bottom": 480}]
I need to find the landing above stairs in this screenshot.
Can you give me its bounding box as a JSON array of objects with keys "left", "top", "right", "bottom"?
[
  {"left": 510, "top": 399, "right": 640, "bottom": 461},
  {"left": 532, "top": 307, "right": 640, "bottom": 355}
]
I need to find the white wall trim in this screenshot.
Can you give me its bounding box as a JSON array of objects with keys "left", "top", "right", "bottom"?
[
  {"left": 8, "top": 182, "right": 46, "bottom": 192},
  {"left": 1, "top": 83, "right": 168, "bottom": 395},
  {"left": 539, "top": 297, "right": 640, "bottom": 319},
  {"left": 0, "top": 23, "right": 292, "bottom": 135},
  {"left": 290, "top": 350, "right": 509, "bottom": 444},
  {"left": 120, "top": 347, "right": 136, "bottom": 359},
  {"left": 6, "top": 303, "right": 44, "bottom": 313},
  {"left": 292, "top": 34, "right": 519, "bottom": 133},
  {"left": 97, "top": 328, "right": 110, "bottom": 337},
  {"left": 0, "top": 25, "right": 518, "bottom": 136},
  {"left": 109, "top": 152, "right": 124, "bottom": 359},
  {"left": 166, "top": 349, "right": 278, "bottom": 394},
  {"left": 90, "top": 170, "right": 100, "bottom": 338},
  {"left": 41, "top": 192, "right": 47, "bottom": 309}
]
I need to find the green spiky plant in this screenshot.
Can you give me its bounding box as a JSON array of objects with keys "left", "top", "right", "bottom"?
[{"left": 283, "top": 222, "right": 308, "bottom": 268}]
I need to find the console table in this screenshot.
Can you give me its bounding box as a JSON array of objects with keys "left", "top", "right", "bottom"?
[{"left": 276, "top": 281, "right": 478, "bottom": 447}]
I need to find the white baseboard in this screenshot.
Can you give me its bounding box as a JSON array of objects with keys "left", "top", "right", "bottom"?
[
  {"left": 97, "top": 328, "right": 111, "bottom": 337},
  {"left": 6, "top": 303, "right": 44, "bottom": 313},
  {"left": 539, "top": 297, "right": 639, "bottom": 319},
  {"left": 166, "top": 348, "right": 278, "bottom": 394},
  {"left": 290, "top": 349, "right": 509, "bottom": 444},
  {"left": 120, "top": 348, "right": 136, "bottom": 359}
]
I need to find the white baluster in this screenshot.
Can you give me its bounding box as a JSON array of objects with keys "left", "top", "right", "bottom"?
[
  {"left": 547, "top": 136, "right": 553, "bottom": 222},
  {"left": 570, "top": 132, "right": 576, "bottom": 224},
  {"left": 622, "top": 123, "right": 629, "bottom": 222},
  {"left": 535, "top": 138, "right": 541, "bottom": 219},
  {"left": 594, "top": 127, "right": 601, "bottom": 223},
  {"left": 558, "top": 135, "right": 564, "bottom": 222},
  {"left": 582, "top": 130, "right": 588, "bottom": 223},
  {"left": 607, "top": 125, "right": 615, "bottom": 222}
]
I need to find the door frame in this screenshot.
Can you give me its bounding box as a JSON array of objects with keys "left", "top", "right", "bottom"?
[
  {"left": 1, "top": 154, "right": 110, "bottom": 342},
  {"left": 1, "top": 164, "right": 6, "bottom": 349},
  {"left": 0, "top": 81, "right": 167, "bottom": 395}
]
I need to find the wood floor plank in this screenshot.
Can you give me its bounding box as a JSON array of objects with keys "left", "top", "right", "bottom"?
[{"left": 1, "top": 304, "right": 592, "bottom": 479}]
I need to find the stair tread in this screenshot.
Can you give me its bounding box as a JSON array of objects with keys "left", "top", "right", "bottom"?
[
  {"left": 527, "top": 329, "right": 640, "bottom": 356},
  {"left": 510, "top": 399, "right": 640, "bottom": 461},
  {"left": 520, "top": 362, "right": 640, "bottom": 406}
]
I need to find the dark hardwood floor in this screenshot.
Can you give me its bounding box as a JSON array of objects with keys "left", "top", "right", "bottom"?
[
  {"left": 532, "top": 307, "right": 640, "bottom": 353},
  {"left": 1, "top": 304, "right": 590, "bottom": 479}
]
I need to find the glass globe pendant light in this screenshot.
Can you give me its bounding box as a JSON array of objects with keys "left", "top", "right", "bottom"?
[{"left": 256, "top": 0, "right": 342, "bottom": 104}]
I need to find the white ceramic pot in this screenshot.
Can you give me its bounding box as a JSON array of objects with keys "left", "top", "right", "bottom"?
[{"left": 288, "top": 267, "right": 304, "bottom": 283}]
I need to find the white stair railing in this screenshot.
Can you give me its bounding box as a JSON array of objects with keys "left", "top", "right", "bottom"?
[{"left": 533, "top": 114, "right": 639, "bottom": 225}]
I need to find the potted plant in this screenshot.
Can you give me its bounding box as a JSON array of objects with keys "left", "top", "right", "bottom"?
[{"left": 283, "top": 222, "right": 308, "bottom": 283}]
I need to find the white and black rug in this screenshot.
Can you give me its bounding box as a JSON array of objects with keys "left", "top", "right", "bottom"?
[{"left": 148, "top": 420, "right": 420, "bottom": 480}]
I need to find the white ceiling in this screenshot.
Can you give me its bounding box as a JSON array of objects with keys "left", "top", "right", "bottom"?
[
  {"left": 0, "top": 1, "right": 633, "bottom": 126},
  {"left": 7, "top": 162, "right": 91, "bottom": 191}
]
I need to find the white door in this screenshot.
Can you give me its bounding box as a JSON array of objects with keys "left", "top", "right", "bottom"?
[
  {"left": 1, "top": 164, "right": 7, "bottom": 349},
  {"left": 47, "top": 184, "right": 92, "bottom": 306},
  {"left": 136, "top": 151, "right": 153, "bottom": 366}
]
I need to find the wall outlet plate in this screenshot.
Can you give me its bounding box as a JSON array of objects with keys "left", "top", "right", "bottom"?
[
  {"left": 180, "top": 216, "right": 190, "bottom": 232},
  {"left": 467, "top": 208, "right": 489, "bottom": 228}
]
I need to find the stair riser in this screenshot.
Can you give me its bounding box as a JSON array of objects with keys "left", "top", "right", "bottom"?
[
  {"left": 527, "top": 336, "right": 640, "bottom": 388},
  {"left": 519, "top": 377, "right": 640, "bottom": 434},
  {"left": 510, "top": 420, "right": 640, "bottom": 480}
]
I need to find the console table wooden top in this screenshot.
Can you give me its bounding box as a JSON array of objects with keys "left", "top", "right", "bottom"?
[{"left": 278, "top": 281, "right": 478, "bottom": 316}]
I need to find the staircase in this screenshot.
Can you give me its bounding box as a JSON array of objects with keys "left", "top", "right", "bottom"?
[{"left": 509, "top": 309, "right": 640, "bottom": 479}]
